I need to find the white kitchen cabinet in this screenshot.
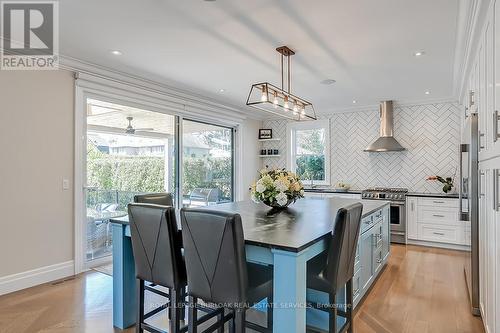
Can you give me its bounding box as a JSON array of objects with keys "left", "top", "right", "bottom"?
[
  {"left": 406, "top": 197, "right": 418, "bottom": 239},
  {"left": 478, "top": 157, "right": 500, "bottom": 333},
  {"left": 406, "top": 197, "right": 467, "bottom": 248},
  {"left": 493, "top": 0, "right": 500, "bottom": 158}
]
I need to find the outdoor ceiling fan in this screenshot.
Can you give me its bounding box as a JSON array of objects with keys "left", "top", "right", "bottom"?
[{"left": 124, "top": 116, "right": 154, "bottom": 134}]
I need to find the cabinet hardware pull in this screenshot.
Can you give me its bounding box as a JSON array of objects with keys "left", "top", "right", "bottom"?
[
  {"left": 432, "top": 214, "right": 445, "bottom": 218},
  {"left": 433, "top": 232, "right": 445, "bottom": 236},
  {"left": 494, "top": 111, "right": 500, "bottom": 142},
  {"left": 494, "top": 169, "right": 500, "bottom": 212},
  {"left": 479, "top": 132, "right": 485, "bottom": 149},
  {"left": 433, "top": 201, "right": 445, "bottom": 204},
  {"left": 376, "top": 259, "right": 383, "bottom": 264},
  {"left": 411, "top": 202, "right": 414, "bottom": 211}
]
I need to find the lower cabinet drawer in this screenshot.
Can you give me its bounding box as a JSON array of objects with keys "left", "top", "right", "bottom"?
[
  {"left": 417, "top": 223, "right": 464, "bottom": 244},
  {"left": 418, "top": 197, "right": 458, "bottom": 209},
  {"left": 418, "top": 207, "right": 459, "bottom": 226}
]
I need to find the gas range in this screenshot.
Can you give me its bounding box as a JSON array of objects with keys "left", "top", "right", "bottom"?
[
  {"left": 361, "top": 187, "right": 408, "bottom": 202},
  {"left": 361, "top": 187, "right": 409, "bottom": 244}
]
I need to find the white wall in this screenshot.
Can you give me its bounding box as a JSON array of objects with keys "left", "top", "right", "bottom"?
[
  {"left": 239, "top": 119, "right": 262, "bottom": 200},
  {"left": 261, "top": 102, "right": 461, "bottom": 193},
  {"left": 0, "top": 71, "right": 75, "bottom": 279}
]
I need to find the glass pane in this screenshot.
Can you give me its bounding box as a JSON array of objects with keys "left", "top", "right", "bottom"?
[
  {"left": 296, "top": 129, "right": 325, "bottom": 155},
  {"left": 182, "top": 119, "right": 233, "bottom": 207},
  {"left": 295, "top": 128, "right": 325, "bottom": 181},
  {"left": 85, "top": 98, "right": 175, "bottom": 262}
]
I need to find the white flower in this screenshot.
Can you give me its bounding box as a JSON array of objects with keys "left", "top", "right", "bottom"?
[
  {"left": 274, "top": 179, "right": 288, "bottom": 192},
  {"left": 275, "top": 192, "right": 288, "bottom": 206},
  {"left": 300, "top": 190, "right": 304, "bottom": 196},
  {"left": 256, "top": 182, "right": 266, "bottom": 193}
]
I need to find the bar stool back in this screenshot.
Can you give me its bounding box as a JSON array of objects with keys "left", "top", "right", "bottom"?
[
  {"left": 307, "top": 203, "right": 363, "bottom": 333},
  {"left": 128, "top": 203, "right": 186, "bottom": 333}
]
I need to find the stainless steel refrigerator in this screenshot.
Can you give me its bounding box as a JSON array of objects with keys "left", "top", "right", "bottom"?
[{"left": 460, "top": 112, "right": 480, "bottom": 316}]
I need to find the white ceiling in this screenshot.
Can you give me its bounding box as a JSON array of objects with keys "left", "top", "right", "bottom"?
[{"left": 60, "top": 0, "right": 460, "bottom": 115}]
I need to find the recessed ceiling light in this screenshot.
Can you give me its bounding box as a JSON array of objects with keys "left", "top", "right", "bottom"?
[
  {"left": 425, "top": 91, "right": 430, "bottom": 95},
  {"left": 218, "top": 89, "right": 225, "bottom": 93},
  {"left": 111, "top": 50, "right": 122, "bottom": 56},
  {"left": 352, "top": 100, "right": 357, "bottom": 104},
  {"left": 320, "top": 79, "right": 336, "bottom": 85},
  {"left": 414, "top": 51, "right": 425, "bottom": 57}
]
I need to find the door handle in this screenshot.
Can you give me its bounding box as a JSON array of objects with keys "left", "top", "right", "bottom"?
[
  {"left": 433, "top": 201, "right": 445, "bottom": 204},
  {"left": 411, "top": 201, "right": 415, "bottom": 211},
  {"left": 433, "top": 232, "right": 445, "bottom": 236},
  {"left": 432, "top": 214, "right": 445, "bottom": 218}
]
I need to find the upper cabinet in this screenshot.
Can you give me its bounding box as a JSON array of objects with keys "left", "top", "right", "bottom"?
[
  {"left": 469, "top": 0, "right": 500, "bottom": 161},
  {"left": 493, "top": 0, "right": 500, "bottom": 157}
]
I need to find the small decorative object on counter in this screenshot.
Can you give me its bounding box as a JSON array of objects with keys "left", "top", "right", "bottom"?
[
  {"left": 334, "top": 182, "right": 350, "bottom": 192},
  {"left": 273, "top": 149, "right": 279, "bottom": 155},
  {"left": 250, "top": 167, "right": 305, "bottom": 210},
  {"left": 260, "top": 149, "right": 267, "bottom": 155},
  {"left": 259, "top": 129, "right": 272, "bottom": 139},
  {"left": 267, "top": 149, "right": 273, "bottom": 155},
  {"left": 427, "top": 175, "right": 454, "bottom": 193}
]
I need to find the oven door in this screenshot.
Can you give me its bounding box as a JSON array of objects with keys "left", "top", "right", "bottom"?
[{"left": 389, "top": 201, "right": 406, "bottom": 244}]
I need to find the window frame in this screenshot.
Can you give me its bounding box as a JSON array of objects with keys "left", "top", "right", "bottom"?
[{"left": 286, "top": 119, "right": 331, "bottom": 186}]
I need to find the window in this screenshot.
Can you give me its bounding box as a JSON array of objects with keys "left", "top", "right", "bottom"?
[{"left": 287, "top": 120, "right": 330, "bottom": 185}]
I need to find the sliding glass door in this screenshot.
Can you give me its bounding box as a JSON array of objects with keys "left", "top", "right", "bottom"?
[
  {"left": 181, "top": 119, "right": 234, "bottom": 207},
  {"left": 82, "top": 99, "right": 235, "bottom": 268},
  {"left": 85, "top": 98, "right": 175, "bottom": 264}
]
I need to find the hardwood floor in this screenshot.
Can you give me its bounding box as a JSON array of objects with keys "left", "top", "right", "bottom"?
[
  {"left": 0, "top": 245, "right": 484, "bottom": 333},
  {"left": 353, "top": 245, "right": 484, "bottom": 333}
]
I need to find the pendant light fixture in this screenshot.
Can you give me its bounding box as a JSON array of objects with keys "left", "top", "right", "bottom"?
[{"left": 246, "top": 46, "right": 317, "bottom": 121}]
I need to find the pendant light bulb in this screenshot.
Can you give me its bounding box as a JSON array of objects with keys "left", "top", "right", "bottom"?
[
  {"left": 284, "top": 96, "right": 289, "bottom": 110},
  {"left": 260, "top": 86, "right": 268, "bottom": 102},
  {"left": 273, "top": 93, "right": 279, "bottom": 108},
  {"left": 293, "top": 102, "right": 298, "bottom": 113}
]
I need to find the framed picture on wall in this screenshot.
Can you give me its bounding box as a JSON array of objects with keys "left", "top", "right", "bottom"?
[{"left": 258, "top": 129, "right": 272, "bottom": 139}]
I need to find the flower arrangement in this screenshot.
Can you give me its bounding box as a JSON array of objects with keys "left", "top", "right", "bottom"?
[
  {"left": 250, "top": 168, "right": 305, "bottom": 208},
  {"left": 427, "top": 175, "right": 454, "bottom": 193}
]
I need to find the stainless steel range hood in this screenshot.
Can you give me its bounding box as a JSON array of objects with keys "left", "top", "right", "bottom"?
[{"left": 364, "top": 101, "right": 405, "bottom": 152}]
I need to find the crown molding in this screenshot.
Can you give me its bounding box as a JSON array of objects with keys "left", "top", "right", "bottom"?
[
  {"left": 453, "top": 0, "right": 492, "bottom": 103},
  {"left": 59, "top": 55, "right": 265, "bottom": 121},
  {"left": 261, "top": 97, "right": 459, "bottom": 120}
]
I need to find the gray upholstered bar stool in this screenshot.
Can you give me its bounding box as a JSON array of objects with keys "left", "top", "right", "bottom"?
[
  {"left": 306, "top": 203, "right": 363, "bottom": 333},
  {"left": 133, "top": 193, "right": 184, "bottom": 320},
  {"left": 180, "top": 208, "right": 274, "bottom": 333},
  {"left": 128, "top": 203, "right": 186, "bottom": 333}
]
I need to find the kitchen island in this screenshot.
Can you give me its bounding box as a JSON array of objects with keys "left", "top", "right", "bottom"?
[{"left": 110, "top": 197, "right": 390, "bottom": 332}]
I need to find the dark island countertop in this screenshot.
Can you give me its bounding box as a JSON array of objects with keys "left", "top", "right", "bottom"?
[
  {"left": 111, "top": 198, "right": 389, "bottom": 253},
  {"left": 407, "top": 192, "right": 459, "bottom": 199}
]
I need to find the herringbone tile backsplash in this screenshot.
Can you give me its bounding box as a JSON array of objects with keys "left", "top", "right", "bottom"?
[{"left": 260, "top": 103, "right": 461, "bottom": 193}]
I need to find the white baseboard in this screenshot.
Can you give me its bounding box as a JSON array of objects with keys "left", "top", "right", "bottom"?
[
  {"left": 0, "top": 260, "right": 75, "bottom": 296},
  {"left": 407, "top": 239, "right": 470, "bottom": 251}
]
